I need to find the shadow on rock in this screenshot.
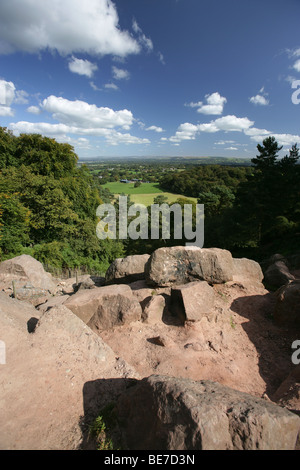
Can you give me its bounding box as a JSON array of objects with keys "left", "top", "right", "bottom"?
[
  {"left": 230, "top": 291, "right": 300, "bottom": 397},
  {"left": 79, "top": 377, "right": 137, "bottom": 450}
]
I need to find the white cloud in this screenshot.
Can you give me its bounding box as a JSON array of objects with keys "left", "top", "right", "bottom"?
[
  {"left": 293, "top": 59, "right": 300, "bottom": 72},
  {"left": 169, "top": 115, "right": 254, "bottom": 143},
  {"left": 169, "top": 123, "right": 199, "bottom": 143},
  {"left": 41, "top": 95, "right": 133, "bottom": 130},
  {"left": 244, "top": 127, "right": 271, "bottom": 137},
  {"left": 68, "top": 56, "right": 98, "bottom": 78},
  {"left": 90, "top": 81, "right": 102, "bottom": 91},
  {"left": 158, "top": 52, "right": 165, "bottom": 65},
  {"left": 27, "top": 105, "right": 41, "bottom": 114},
  {"left": 0, "top": 79, "right": 28, "bottom": 113},
  {"left": 225, "top": 147, "right": 238, "bottom": 151},
  {"left": 214, "top": 140, "right": 235, "bottom": 145},
  {"left": 249, "top": 94, "right": 269, "bottom": 106},
  {"left": 199, "top": 115, "right": 254, "bottom": 133},
  {"left": 187, "top": 92, "right": 227, "bottom": 115},
  {"left": 105, "top": 131, "right": 150, "bottom": 146},
  {"left": 104, "top": 83, "right": 119, "bottom": 91},
  {"left": 0, "top": 79, "right": 15, "bottom": 106},
  {"left": 0, "top": 0, "right": 140, "bottom": 57},
  {"left": 0, "top": 105, "right": 14, "bottom": 116},
  {"left": 132, "top": 19, "right": 153, "bottom": 52},
  {"left": 15, "top": 90, "right": 29, "bottom": 105},
  {"left": 10, "top": 94, "right": 149, "bottom": 147},
  {"left": 112, "top": 66, "right": 130, "bottom": 80},
  {"left": 146, "top": 126, "right": 164, "bottom": 133}
]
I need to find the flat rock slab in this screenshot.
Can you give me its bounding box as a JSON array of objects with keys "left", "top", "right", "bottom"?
[
  {"left": 145, "top": 246, "right": 233, "bottom": 287},
  {"left": 171, "top": 281, "right": 215, "bottom": 322},
  {"left": 64, "top": 284, "right": 142, "bottom": 331},
  {"left": 116, "top": 374, "right": 300, "bottom": 450}
]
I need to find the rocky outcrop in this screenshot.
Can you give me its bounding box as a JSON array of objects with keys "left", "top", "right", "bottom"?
[
  {"left": 116, "top": 374, "right": 300, "bottom": 450},
  {"left": 274, "top": 281, "right": 300, "bottom": 327},
  {"left": 145, "top": 246, "right": 233, "bottom": 287},
  {"left": 105, "top": 254, "right": 150, "bottom": 285},
  {"left": 64, "top": 284, "right": 142, "bottom": 331},
  {"left": 0, "top": 294, "right": 139, "bottom": 450},
  {"left": 0, "top": 254, "right": 56, "bottom": 294},
  {"left": 171, "top": 281, "right": 215, "bottom": 322},
  {"left": 37, "top": 294, "right": 70, "bottom": 314}
]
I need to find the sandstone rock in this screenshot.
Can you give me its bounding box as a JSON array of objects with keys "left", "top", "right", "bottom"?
[
  {"left": 171, "top": 281, "right": 215, "bottom": 322},
  {"left": 0, "top": 291, "right": 40, "bottom": 334},
  {"left": 274, "top": 280, "right": 300, "bottom": 327},
  {"left": 145, "top": 246, "right": 233, "bottom": 287},
  {"left": 129, "top": 280, "right": 153, "bottom": 304},
  {"left": 264, "top": 261, "right": 295, "bottom": 289},
  {"left": 12, "top": 283, "right": 50, "bottom": 307},
  {"left": 0, "top": 255, "right": 56, "bottom": 294},
  {"left": 0, "top": 300, "right": 139, "bottom": 450},
  {"left": 142, "top": 295, "right": 166, "bottom": 324},
  {"left": 75, "top": 275, "right": 105, "bottom": 292},
  {"left": 64, "top": 284, "right": 142, "bottom": 331},
  {"left": 37, "top": 294, "right": 70, "bottom": 314},
  {"left": 272, "top": 365, "right": 300, "bottom": 414},
  {"left": 232, "top": 258, "right": 264, "bottom": 284},
  {"left": 105, "top": 254, "right": 150, "bottom": 285},
  {"left": 116, "top": 375, "right": 300, "bottom": 450}
]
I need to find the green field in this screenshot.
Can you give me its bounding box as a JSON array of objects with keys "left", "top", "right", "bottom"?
[{"left": 103, "top": 182, "right": 197, "bottom": 205}]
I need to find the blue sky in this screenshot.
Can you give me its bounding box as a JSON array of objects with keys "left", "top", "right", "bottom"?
[{"left": 0, "top": 0, "right": 300, "bottom": 160}]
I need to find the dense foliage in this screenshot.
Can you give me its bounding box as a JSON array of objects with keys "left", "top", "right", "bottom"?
[
  {"left": 0, "top": 126, "right": 298, "bottom": 272},
  {"left": 201, "top": 138, "right": 300, "bottom": 259},
  {"left": 0, "top": 127, "right": 124, "bottom": 274}
]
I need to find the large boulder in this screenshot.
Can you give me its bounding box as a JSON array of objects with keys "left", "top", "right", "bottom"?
[
  {"left": 232, "top": 258, "right": 264, "bottom": 284},
  {"left": 116, "top": 375, "right": 300, "bottom": 450},
  {"left": 0, "top": 255, "right": 56, "bottom": 294},
  {"left": 274, "top": 280, "right": 300, "bottom": 327},
  {"left": 105, "top": 254, "right": 150, "bottom": 285},
  {"left": 145, "top": 246, "right": 233, "bottom": 287},
  {"left": 264, "top": 261, "right": 295, "bottom": 289},
  {"left": 171, "top": 281, "right": 215, "bottom": 322},
  {"left": 64, "top": 284, "right": 142, "bottom": 331}
]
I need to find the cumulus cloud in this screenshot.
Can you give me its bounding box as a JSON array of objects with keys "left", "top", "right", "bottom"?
[
  {"left": 0, "top": 0, "right": 140, "bottom": 57},
  {"left": 10, "top": 94, "right": 150, "bottom": 147},
  {"left": 249, "top": 94, "right": 269, "bottom": 106},
  {"left": 0, "top": 105, "right": 14, "bottom": 116},
  {"left": 169, "top": 115, "right": 254, "bottom": 143},
  {"left": 112, "top": 66, "right": 130, "bottom": 80},
  {"left": 0, "top": 78, "right": 29, "bottom": 114},
  {"left": 169, "top": 123, "right": 199, "bottom": 143},
  {"left": 146, "top": 125, "right": 164, "bottom": 133},
  {"left": 41, "top": 95, "right": 133, "bottom": 130},
  {"left": 249, "top": 88, "right": 269, "bottom": 106},
  {"left": 68, "top": 56, "right": 98, "bottom": 78},
  {"left": 198, "top": 115, "right": 254, "bottom": 133},
  {"left": 187, "top": 92, "right": 227, "bottom": 115},
  {"left": 27, "top": 105, "right": 42, "bottom": 115},
  {"left": 0, "top": 79, "right": 15, "bottom": 106}
]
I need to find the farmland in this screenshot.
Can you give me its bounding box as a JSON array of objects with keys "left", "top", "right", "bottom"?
[{"left": 102, "top": 181, "right": 197, "bottom": 205}]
